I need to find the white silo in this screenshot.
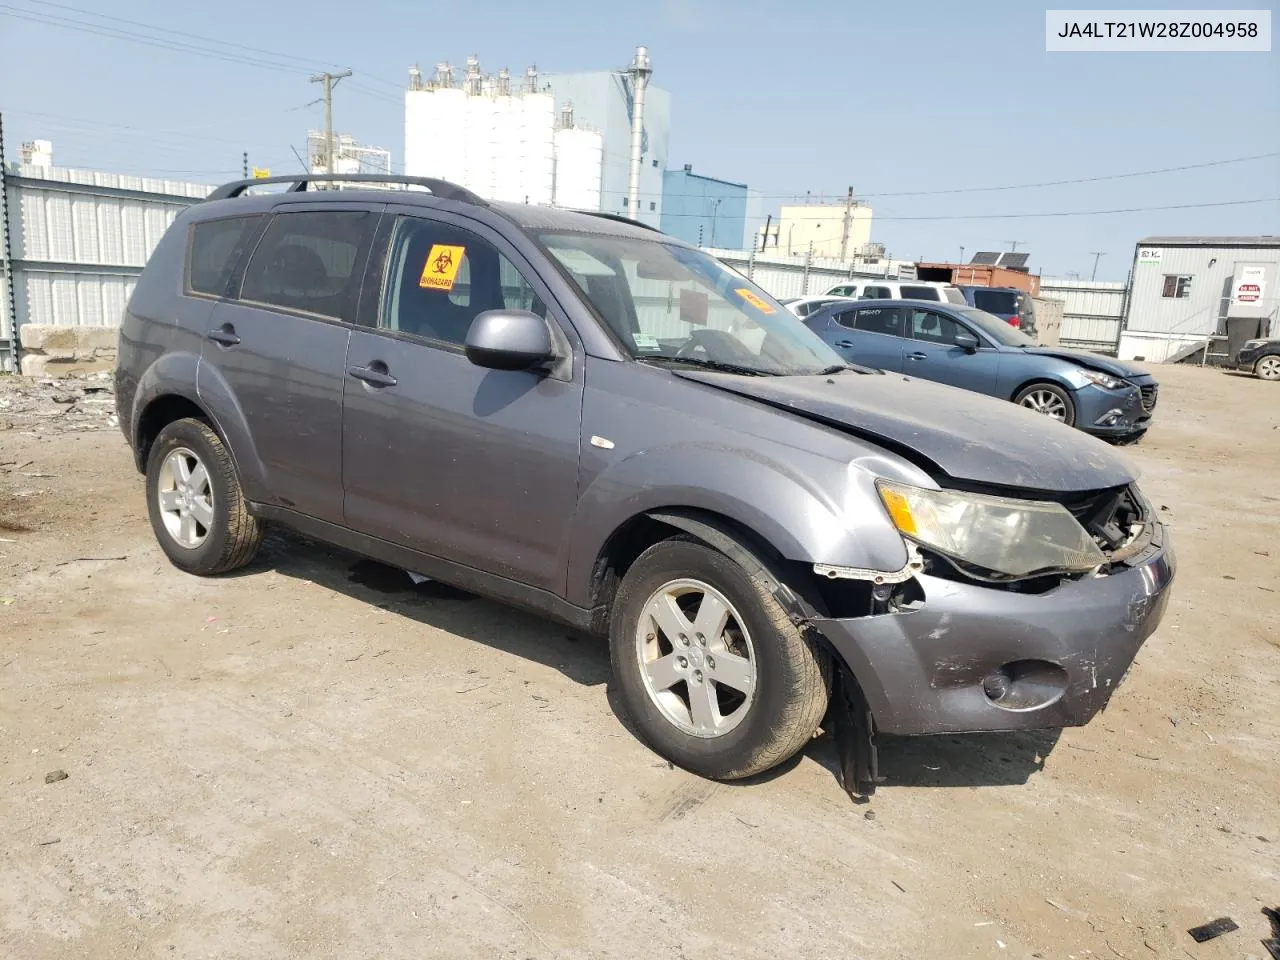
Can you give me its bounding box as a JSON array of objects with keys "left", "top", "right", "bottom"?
[
  {"left": 521, "top": 92, "right": 556, "bottom": 205},
  {"left": 553, "top": 128, "right": 604, "bottom": 211}
]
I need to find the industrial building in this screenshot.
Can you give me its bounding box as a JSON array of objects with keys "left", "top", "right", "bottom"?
[
  {"left": 759, "top": 198, "right": 874, "bottom": 259},
  {"left": 659, "top": 164, "right": 762, "bottom": 250},
  {"left": 1118, "top": 236, "right": 1280, "bottom": 363},
  {"left": 306, "top": 131, "right": 392, "bottom": 176},
  {"left": 403, "top": 48, "right": 669, "bottom": 226}
]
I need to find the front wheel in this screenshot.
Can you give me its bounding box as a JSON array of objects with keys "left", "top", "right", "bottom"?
[
  {"left": 1256, "top": 355, "right": 1280, "bottom": 381},
  {"left": 609, "top": 537, "right": 831, "bottom": 780},
  {"left": 1014, "top": 381, "right": 1076, "bottom": 426}
]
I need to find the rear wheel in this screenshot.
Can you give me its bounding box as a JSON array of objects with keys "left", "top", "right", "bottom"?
[
  {"left": 145, "top": 417, "right": 263, "bottom": 575},
  {"left": 609, "top": 537, "right": 831, "bottom": 780},
  {"left": 1014, "top": 382, "right": 1076, "bottom": 426},
  {"left": 1256, "top": 355, "right": 1280, "bottom": 381}
]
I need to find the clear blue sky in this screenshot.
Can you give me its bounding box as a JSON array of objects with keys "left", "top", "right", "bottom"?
[{"left": 2, "top": 0, "right": 1276, "bottom": 280}]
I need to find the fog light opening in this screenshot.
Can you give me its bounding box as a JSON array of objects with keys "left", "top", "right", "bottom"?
[
  {"left": 1094, "top": 408, "right": 1124, "bottom": 426},
  {"left": 980, "top": 660, "right": 1069, "bottom": 711}
]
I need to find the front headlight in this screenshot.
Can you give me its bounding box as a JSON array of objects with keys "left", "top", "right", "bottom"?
[
  {"left": 876, "top": 481, "right": 1106, "bottom": 578},
  {"left": 1078, "top": 369, "right": 1127, "bottom": 390}
]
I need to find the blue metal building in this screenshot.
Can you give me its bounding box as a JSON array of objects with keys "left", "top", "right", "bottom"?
[{"left": 660, "top": 165, "right": 753, "bottom": 250}]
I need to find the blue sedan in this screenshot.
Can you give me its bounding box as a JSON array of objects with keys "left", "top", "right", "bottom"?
[{"left": 803, "top": 298, "right": 1158, "bottom": 440}]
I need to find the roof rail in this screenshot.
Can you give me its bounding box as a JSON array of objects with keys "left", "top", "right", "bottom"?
[
  {"left": 205, "top": 173, "right": 487, "bottom": 205},
  {"left": 578, "top": 210, "right": 660, "bottom": 232}
]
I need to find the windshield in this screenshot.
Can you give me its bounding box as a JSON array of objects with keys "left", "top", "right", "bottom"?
[
  {"left": 538, "top": 232, "right": 844, "bottom": 375},
  {"left": 954, "top": 306, "right": 1037, "bottom": 346}
]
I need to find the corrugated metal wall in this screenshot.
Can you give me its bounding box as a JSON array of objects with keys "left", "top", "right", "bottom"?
[
  {"left": 1038, "top": 277, "right": 1127, "bottom": 352},
  {"left": 1, "top": 164, "right": 210, "bottom": 367},
  {"left": 706, "top": 247, "right": 917, "bottom": 300},
  {"left": 1125, "top": 243, "right": 1280, "bottom": 337}
]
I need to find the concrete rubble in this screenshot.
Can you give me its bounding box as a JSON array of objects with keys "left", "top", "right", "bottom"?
[{"left": 0, "top": 370, "right": 118, "bottom": 434}]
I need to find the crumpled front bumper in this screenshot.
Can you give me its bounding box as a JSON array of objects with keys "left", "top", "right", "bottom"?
[{"left": 812, "top": 523, "right": 1175, "bottom": 735}]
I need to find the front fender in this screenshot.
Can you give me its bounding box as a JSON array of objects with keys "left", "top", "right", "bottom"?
[{"left": 563, "top": 444, "right": 909, "bottom": 608}]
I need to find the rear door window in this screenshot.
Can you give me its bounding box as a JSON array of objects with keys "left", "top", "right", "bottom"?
[
  {"left": 972, "top": 289, "right": 1019, "bottom": 315},
  {"left": 186, "top": 215, "right": 264, "bottom": 297},
  {"left": 942, "top": 286, "right": 967, "bottom": 304},
  {"left": 837, "top": 305, "right": 903, "bottom": 337},
  {"left": 239, "top": 211, "right": 377, "bottom": 321},
  {"left": 900, "top": 285, "right": 941, "bottom": 301},
  {"left": 861, "top": 285, "right": 892, "bottom": 299}
]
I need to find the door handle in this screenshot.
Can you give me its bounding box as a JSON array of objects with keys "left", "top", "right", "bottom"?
[
  {"left": 207, "top": 326, "right": 241, "bottom": 346},
  {"left": 347, "top": 363, "right": 398, "bottom": 388},
  {"left": 907, "top": 351, "right": 928, "bottom": 361},
  {"left": 835, "top": 340, "right": 856, "bottom": 348}
]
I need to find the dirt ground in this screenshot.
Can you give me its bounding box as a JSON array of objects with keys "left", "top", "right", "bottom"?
[{"left": 1, "top": 362, "right": 1277, "bottom": 960}]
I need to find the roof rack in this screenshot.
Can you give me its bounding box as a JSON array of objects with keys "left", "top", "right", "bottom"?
[
  {"left": 205, "top": 173, "right": 487, "bottom": 205},
  {"left": 578, "top": 210, "right": 660, "bottom": 232}
]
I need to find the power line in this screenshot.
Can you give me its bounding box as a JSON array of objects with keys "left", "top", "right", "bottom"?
[
  {"left": 649, "top": 197, "right": 1278, "bottom": 221},
  {"left": 9, "top": 0, "right": 405, "bottom": 89}
]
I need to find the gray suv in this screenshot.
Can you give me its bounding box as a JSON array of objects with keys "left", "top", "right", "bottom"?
[{"left": 115, "top": 174, "right": 1175, "bottom": 796}]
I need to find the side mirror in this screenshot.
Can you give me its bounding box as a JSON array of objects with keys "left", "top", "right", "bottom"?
[
  {"left": 464, "top": 309, "right": 555, "bottom": 372},
  {"left": 954, "top": 330, "right": 980, "bottom": 353}
]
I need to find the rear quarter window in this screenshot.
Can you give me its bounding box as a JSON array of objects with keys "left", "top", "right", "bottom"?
[
  {"left": 186, "top": 215, "right": 263, "bottom": 297},
  {"left": 238, "top": 211, "right": 376, "bottom": 320},
  {"left": 973, "top": 290, "right": 1019, "bottom": 315},
  {"left": 899, "top": 285, "right": 941, "bottom": 301}
]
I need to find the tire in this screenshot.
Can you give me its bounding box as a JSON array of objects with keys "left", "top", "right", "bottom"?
[
  {"left": 1256, "top": 355, "right": 1280, "bottom": 381},
  {"left": 1014, "top": 381, "right": 1076, "bottom": 426},
  {"left": 609, "top": 537, "right": 831, "bottom": 780},
  {"left": 145, "top": 417, "right": 263, "bottom": 575}
]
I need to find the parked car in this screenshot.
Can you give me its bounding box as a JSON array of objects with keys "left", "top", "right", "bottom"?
[
  {"left": 826, "top": 279, "right": 966, "bottom": 304},
  {"left": 1225, "top": 337, "right": 1280, "bottom": 380},
  {"left": 780, "top": 295, "right": 851, "bottom": 318},
  {"left": 803, "top": 298, "right": 1158, "bottom": 440},
  {"left": 115, "top": 174, "right": 1174, "bottom": 793},
  {"left": 957, "top": 285, "right": 1036, "bottom": 330}
]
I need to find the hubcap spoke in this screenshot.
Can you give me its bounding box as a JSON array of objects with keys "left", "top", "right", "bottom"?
[
  {"left": 189, "top": 497, "right": 214, "bottom": 530},
  {"left": 187, "top": 463, "right": 209, "bottom": 493},
  {"left": 644, "top": 653, "right": 684, "bottom": 692},
  {"left": 645, "top": 593, "right": 693, "bottom": 646},
  {"left": 692, "top": 592, "right": 730, "bottom": 643},
  {"left": 687, "top": 673, "right": 720, "bottom": 734},
  {"left": 158, "top": 489, "right": 181, "bottom": 512},
  {"left": 171, "top": 454, "right": 192, "bottom": 484},
  {"left": 179, "top": 511, "right": 197, "bottom": 544},
  {"left": 710, "top": 651, "right": 753, "bottom": 695}
]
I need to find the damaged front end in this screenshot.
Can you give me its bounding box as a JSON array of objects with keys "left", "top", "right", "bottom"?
[{"left": 810, "top": 480, "right": 1175, "bottom": 800}]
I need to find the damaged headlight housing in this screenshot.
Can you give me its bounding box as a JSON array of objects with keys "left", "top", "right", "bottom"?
[
  {"left": 1078, "top": 369, "right": 1127, "bottom": 390},
  {"left": 876, "top": 481, "right": 1106, "bottom": 578}
]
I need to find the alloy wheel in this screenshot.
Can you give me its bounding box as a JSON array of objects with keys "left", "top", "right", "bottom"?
[
  {"left": 635, "top": 578, "right": 757, "bottom": 738},
  {"left": 156, "top": 447, "right": 214, "bottom": 548}
]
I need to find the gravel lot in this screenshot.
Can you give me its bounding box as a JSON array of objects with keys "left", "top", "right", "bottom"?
[{"left": 1, "top": 362, "right": 1277, "bottom": 960}]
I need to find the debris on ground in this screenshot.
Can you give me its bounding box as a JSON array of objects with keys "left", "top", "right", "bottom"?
[
  {"left": 1186, "top": 916, "right": 1238, "bottom": 942},
  {"left": 0, "top": 372, "right": 117, "bottom": 434},
  {"left": 44, "top": 769, "right": 69, "bottom": 784}
]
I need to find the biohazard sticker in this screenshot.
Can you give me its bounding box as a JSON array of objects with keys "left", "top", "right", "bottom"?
[
  {"left": 735, "top": 288, "right": 775, "bottom": 314},
  {"left": 419, "top": 245, "right": 466, "bottom": 291}
]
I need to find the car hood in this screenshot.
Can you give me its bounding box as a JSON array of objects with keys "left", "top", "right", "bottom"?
[
  {"left": 1019, "top": 346, "right": 1149, "bottom": 380},
  {"left": 674, "top": 369, "right": 1137, "bottom": 493}
]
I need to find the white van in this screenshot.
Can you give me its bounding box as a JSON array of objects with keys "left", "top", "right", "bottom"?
[{"left": 825, "top": 279, "right": 966, "bottom": 304}]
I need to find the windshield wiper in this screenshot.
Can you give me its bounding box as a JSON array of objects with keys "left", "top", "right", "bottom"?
[
  {"left": 636, "top": 355, "right": 774, "bottom": 377},
  {"left": 816, "top": 362, "right": 878, "bottom": 376}
]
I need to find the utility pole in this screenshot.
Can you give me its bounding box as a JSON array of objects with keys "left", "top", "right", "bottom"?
[
  {"left": 1090, "top": 251, "right": 1106, "bottom": 281},
  {"left": 1006, "top": 240, "right": 1023, "bottom": 252},
  {"left": 310, "top": 69, "right": 352, "bottom": 179},
  {"left": 959, "top": 245, "right": 965, "bottom": 264},
  {"left": 839, "top": 185, "right": 854, "bottom": 260}
]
